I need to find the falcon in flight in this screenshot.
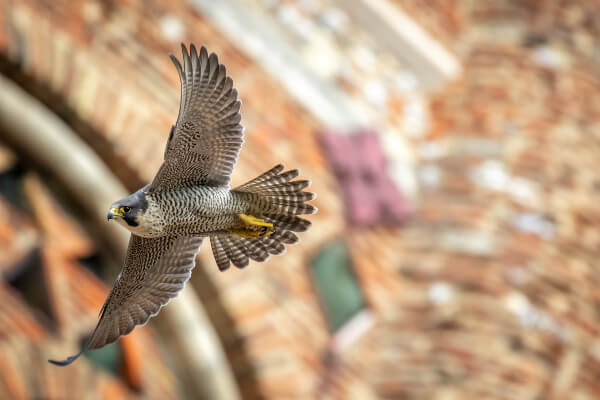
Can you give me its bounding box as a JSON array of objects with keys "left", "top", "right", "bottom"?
[{"left": 50, "top": 44, "right": 316, "bottom": 366}]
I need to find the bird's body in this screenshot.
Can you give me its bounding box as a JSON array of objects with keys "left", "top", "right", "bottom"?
[
  {"left": 151, "top": 186, "right": 248, "bottom": 236},
  {"left": 49, "top": 44, "right": 316, "bottom": 366},
  {"left": 121, "top": 186, "right": 258, "bottom": 238}
]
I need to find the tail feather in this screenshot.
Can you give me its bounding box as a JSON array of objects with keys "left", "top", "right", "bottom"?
[
  {"left": 210, "top": 164, "right": 315, "bottom": 271},
  {"left": 262, "top": 191, "right": 315, "bottom": 202},
  {"left": 244, "top": 238, "right": 270, "bottom": 261},
  {"left": 257, "top": 236, "right": 286, "bottom": 255},
  {"left": 237, "top": 166, "right": 306, "bottom": 193},
  {"left": 261, "top": 203, "right": 316, "bottom": 216},
  {"left": 236, "top": 164, "right": 286, "bottom": 190},
  {"left": 253, "top": 181, "right": 312, "bottom": 200},
  {"left": 263, "top": 179, "right": 311, "bottom": 192},
  {"left": 235, "top": 167, "right": 317, "bottom": 218},
  {"left": 270, "top": 229, "right": 299, "bottom": 244},
  {"left": 264, "top": 214, "right": 311, "bottom": 232},
  {"left": 210, "top": 233, "right": 284, "bottom": 270},
  {"left": 222, "top": 236, "right": 249, "bottom": 269},
  {"left": 210, "top": 236, "right": 231, "bottom": 271}
]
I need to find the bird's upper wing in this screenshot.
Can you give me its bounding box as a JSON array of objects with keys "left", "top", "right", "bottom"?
[
  {"left": 148, "top": 44, "right": 244, "bottom": 192},
  {"left": 49, "top": 234, "right": 203, "bottom": 366}
]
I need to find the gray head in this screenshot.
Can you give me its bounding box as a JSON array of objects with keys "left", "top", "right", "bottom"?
[{"left": 107, "top": 188, "right": 148, "bottom": 228}]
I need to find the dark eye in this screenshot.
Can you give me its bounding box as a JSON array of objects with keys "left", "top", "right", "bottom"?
[{"left": 122, "top": 206, "right": 131, "bottom": 213}]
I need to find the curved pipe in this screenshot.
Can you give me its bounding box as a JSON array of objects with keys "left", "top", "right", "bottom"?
[{"left": 0, "top": 74, "right": 240, "bottom": 400}]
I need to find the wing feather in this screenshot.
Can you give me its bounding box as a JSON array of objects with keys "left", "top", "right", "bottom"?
[
  {"left": 149, "top": 44, "right": 244, "bottom": 192},
  {"left": 49, "top": 235, "right": 203, "bottom": 366}
]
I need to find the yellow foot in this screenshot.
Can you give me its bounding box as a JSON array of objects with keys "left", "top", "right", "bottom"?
[{"left": 233, "top": 214, "right": 274, "bottom": 238}]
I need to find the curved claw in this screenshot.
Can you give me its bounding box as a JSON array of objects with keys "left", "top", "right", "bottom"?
[
  {"left": 232, "top": 214, "right": 275, "bottom": 238},
  {"left": 238, "top": 214, "right": 273, "bottom": 228}
]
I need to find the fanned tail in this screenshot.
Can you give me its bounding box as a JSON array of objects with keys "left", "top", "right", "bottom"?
[
  {"left": 210, "top": 164, "right": 316, "bottom": 270},
  {"left": 235, "top": 164, "right": 317, "bottom": 216}
]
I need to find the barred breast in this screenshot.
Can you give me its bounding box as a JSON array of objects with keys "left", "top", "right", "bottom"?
[{"left": 141, "top": 186, "right": 250, "bottom": 237}]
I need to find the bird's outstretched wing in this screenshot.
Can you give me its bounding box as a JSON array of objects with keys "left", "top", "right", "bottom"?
[
  {"left": 49, "top": 234, "right": 203, "bottom": 366},
  {"left": 149, "top": 44, "right": 244, "bottom": 192}
]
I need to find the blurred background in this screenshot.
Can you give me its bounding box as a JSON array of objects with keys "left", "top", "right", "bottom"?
[{"left": 1, "top": 0, "right": 600, "bottom": 399}]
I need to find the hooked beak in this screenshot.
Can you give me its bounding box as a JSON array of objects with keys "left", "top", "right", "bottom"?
[{"left": 107, "top": 207, "right": 122, "bottom": 220}]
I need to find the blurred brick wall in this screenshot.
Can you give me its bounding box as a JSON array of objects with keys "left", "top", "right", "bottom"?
[{"left": 2, "top": 0, "right": 600, "bottom": 399}]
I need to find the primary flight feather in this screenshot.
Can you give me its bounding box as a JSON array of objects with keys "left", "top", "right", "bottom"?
[{"left": 49, "top": 44, "right": 316, "bottom": 366}]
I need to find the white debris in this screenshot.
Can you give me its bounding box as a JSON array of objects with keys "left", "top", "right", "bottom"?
[
  {"left": 512, "top": 213, "right": 555, "bottom": 239},
  {"left": 304, "top": 34, "right": 340, "bottom": 77},
  {"left": 507, "top": 177, "right": 540, "bottom": 208},
  {"left": 532, "top": 46, "right": 567, "bottom": 69},
  {"left": 504, "top": 291, "right": 531, "bottom": 318},
  {"left": 363, "top": 80, "right": 388, "bottom": 108},
  {"left": 429, "top": 282, "right": 455, "bottom": 305},
  {"left": 470, "top": 159, "right": 509, "bottom": 191},
  {"left": 504, "top": 291, "right": 570, "bottom": 341},
  {"left": 160, "top": 15, "right": 185, "bottom": 42},
  {"left": 389, "top": 162, "right": 418, "bottom": 199}
]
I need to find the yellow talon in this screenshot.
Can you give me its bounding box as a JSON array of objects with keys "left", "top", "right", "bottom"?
[
  {"left": 233, "top": 214, "right": 274, "bottom": 238},
  {"left": 238, "top": 214, "right": 273, "bottom": 228},
  {"left": 260, "top": 226, "right": 274, "bottom": 238}
]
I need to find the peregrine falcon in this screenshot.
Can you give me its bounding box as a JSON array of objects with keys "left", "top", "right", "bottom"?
[{"left": 49, "top": 44, "right": 316, "bottom": 366}]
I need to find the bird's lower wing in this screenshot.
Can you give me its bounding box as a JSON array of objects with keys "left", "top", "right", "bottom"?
[{"left": 49, "top": 234, "right": 203, "bottom": 366}]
